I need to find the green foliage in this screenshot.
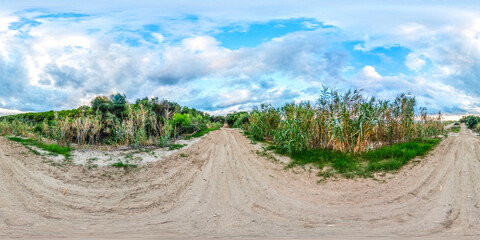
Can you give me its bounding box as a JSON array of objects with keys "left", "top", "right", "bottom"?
[
  {"left": 273, "top": 102, "right": 315, "bottom": 154},
  {"left": 226, "top": 112, "right": 248, "bottom": 128},
  {"left": 172, "top": 113, "right": 196, "bottom": 134},
  {"left": 460, "top": 115, "right": 480, "bottom": 129},
  {"left": 286, "top": 138, "right": 440, "bottom": 178},
  {"left": 211, "top": 116, "right": 225, "bottom": 124},
  {"left": 184, "top": 127, "right": 219, "bottom": 140},
  {"left": 8, "top": 137, "right": 73, "bottom": 159},
  {"left": 366, "top": 139, "right": 440, "bottom": 171},
  {"left": 0, "top": 109, "right": 80, "bottom": 124},
  {"left": 244, "top": 86, "right": 443, "bottom": 154},
  {"left": 168, "top": 144, "right": 187, "bottom": 150},
  {"left": 449, "top": 125, "right": 461, "bottom": 133},
  {"left": 91, "top": 93, "right": 127, "bottom": 117},
  {"left": 0, "top": 119, "right": 31, "bottom": 136},
  {"left": 248, "top": 103, "right": 281, "bottom": 141},
  {"left": 0, "top": 94, "right": 222, "bottom": 148},
  {"left": 111, "top": 161, "right": 137, "bottom": 169}
]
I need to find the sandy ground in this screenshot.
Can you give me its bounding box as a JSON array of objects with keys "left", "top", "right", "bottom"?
[
  {"left": 70, "top": 136, "right": 204, "bottom": 167},
  {"left": 0, "top": 126, "right": 480, "bottom": 239}
]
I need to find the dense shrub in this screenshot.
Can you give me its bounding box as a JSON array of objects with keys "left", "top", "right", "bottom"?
[
  {"left": 0, "top": 94, "right": 221, "bottom": 147},
  {"left": 245, "top": 87, "right": 444, "bottom": 154},
  {"left": 460, "top": 115, "right": 480, "bottom": 129},
  {"left": 226, "top": 112, "right": 249, "bottom": 128},
  {"left": 92, "top": 93, "right": 127, "bottom": 118}
]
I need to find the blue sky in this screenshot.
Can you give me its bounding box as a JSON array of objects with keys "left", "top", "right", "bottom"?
[{"left": 1, "top": 1, "right": 480, "bottom": 117}]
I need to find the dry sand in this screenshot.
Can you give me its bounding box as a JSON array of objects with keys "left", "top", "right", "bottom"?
[
  {"left": 0, "top": 126, "right": 480, "bottom": 239},
  {"left": 70, "top": 136, "right": 204, "bottom": 167}
]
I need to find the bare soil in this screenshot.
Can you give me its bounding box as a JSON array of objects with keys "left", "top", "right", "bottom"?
[
  {"left": 1, "top": 126, "right": 480, "bottom": 239},
  {"left": 70, "top": 136, "right": 203, "bottom": 167}
]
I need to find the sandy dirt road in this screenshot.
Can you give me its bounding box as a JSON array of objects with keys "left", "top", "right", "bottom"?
[{"left": 1, "top": 126, "right": 480, "bottom": 239}]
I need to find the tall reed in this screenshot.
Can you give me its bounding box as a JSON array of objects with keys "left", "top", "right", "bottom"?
[{"left": 247, "top": 87, "right": 444, "bottom": 154}]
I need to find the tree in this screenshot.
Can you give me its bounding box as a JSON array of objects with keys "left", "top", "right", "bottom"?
[{"left": 91, "top": 93, "right": 127, "bottom": 117}]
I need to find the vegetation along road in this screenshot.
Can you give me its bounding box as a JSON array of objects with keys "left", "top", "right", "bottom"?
[{"left": 1, "top": 125, "right": 480, "bottom": 239}]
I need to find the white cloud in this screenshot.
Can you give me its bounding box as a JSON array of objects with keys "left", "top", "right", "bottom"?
[
  {"left": 354, "top": 66, "right": 383, "bottom": 92},
  {"left": 358, "top": 65, "right": 381, "bottom": 80},
  {"left": 217, "top": 89, "right": 253, "bottom": 108},
  {"left": 0, "top": 16, "right": 17, "bottom": 31},
  {"left": 0, "top": 107, "right": 24, "bottom": 116},
  {"left": 405, "top": 53, "right": 426, "bottom": 72},
  {"left": 182, "top": 36, "right": 219, "bottom": 52},
  {"left": 151, "top": 33, "right": 164, "bottom": 43}
]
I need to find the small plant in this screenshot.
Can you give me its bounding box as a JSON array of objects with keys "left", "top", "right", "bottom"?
[
  {"left": 85, "top": 157, "right": 99, "bottom": 169},
  {"left": 180, "top": 153, "right": 188, "bottom": 158},
  {"left": 8, "top": 137, "right": 73, "bottom": 160},
  {"left": 184, "top": 127, "right": 218, "bottom": 140},
  {"left": 87, "top": 164, "right": 98, "bottom": 169},
  {"left": 111, "top": 161, "right": 137, "bottom": 169},
  {"left": 158, "top": 135, "right": 170, "bottom": 147},
  {"left": 256, "top": 148, "right": 278, "bottom": 162},
  {"left": 317, "top": 169, "right": 335, "bottom": 182},
  {"left": 168, "top": 144, "right": 187, "bottom": 150},
  {"left": 448, "top": 125, "right": 460, "bottom": 134},
  {"left": 25, "top": 146, "right": 41, "bottom": 155}
]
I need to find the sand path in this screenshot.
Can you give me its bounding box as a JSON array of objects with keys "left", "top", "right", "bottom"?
[{"left": 0, "top": 126, "right": 479, "bottom": 239}]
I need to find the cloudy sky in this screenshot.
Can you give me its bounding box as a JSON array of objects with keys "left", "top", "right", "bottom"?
[{"left": 1, "top": 1, "right": 480, "bottom": 116}]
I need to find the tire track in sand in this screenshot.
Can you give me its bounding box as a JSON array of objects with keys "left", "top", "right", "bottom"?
[{"left": 1, "top": 126, "right": 480, "bottom": 239}]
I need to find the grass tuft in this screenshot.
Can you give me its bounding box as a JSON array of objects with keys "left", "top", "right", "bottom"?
[
  {"left": 168, "top": 144, "right": 187, "bottom": 150},
  {"left": 184, "top": 128, "right": 217, "bottom": 140},
  {"left": 111, "top": 161, "right": 137, "bottom": 169},
  {"left": 8, "top": 136, "right": 73, "bottom": 159},
  {"left": 286, "top": 138, "right": 441, "bottom": 179},
  {"left": 448, "top": 125, "right": 460, "bottom": 133},
  {"left": 365, "top": 139, "right": 440, "bottom": 171}
]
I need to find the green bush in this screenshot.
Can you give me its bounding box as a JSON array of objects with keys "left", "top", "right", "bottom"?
[
  {"left": 460, "top": 115, "right": 480, "bottom": 129},
  {"left": 172, "top": 113, "right": 196, "bottom": 134},
  {"left": 226, "top": 112, "right": 248, "bottom": 128},
  {"left": 91, "top": 93, "right": 127, "bottom": 118},
  {"left": 0, "top": 94, "right": 224, "bottom": 148},
  {"left": 233, "top": 113, "right": 249, "bottom": 128}
]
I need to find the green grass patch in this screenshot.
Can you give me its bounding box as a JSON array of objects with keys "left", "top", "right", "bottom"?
[
  {"left": 286, "top": 138, "right": 441, "bottom": 179},
  {"left": 168, "top": 143, "right": 187, "bottom": 150},
  {"left": 25, "top": 146, "right": 41, "bottom": 155},
  {"left": 365, "top": 139, "right": 440, "bottom": 171},
  {"left": 184, "top": 128, "right": 217, "bottom": 140},
  {"left": 111, "top": 161, "right": 137, "bottom": 169},
  {"left": 8, "top": 136, "right": 73, "bottom": 159},
  {"left": 449, "top": 125, "right": 460, "bottom": 133}
]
